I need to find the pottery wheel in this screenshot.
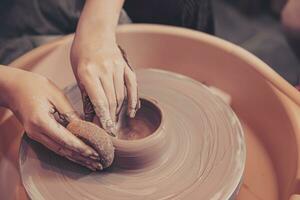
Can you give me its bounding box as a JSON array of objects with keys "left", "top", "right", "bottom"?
[{"left": 19, "top": 69, "right": 246, "bottom": 200}]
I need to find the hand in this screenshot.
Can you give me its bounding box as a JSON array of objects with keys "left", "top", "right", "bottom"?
[
  {"left": 70, "top": 35, "right": 140, "bottom": 136},
  {"left": 0, "top": 67, "right": 101, "bottom": 171}
]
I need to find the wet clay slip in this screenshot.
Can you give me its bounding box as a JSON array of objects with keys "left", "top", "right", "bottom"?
[
  {"left": 19, "top": 69, "right": 246, "bottom": 200},
  {"left": 115, "top": 99, "right": 162, "bottom": 141}
]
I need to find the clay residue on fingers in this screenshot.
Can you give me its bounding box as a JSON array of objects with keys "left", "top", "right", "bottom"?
[{"left": 92, "top": 103, "right": 116, "bottom": 136}]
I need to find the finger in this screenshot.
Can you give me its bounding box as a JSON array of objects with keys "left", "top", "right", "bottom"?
[
  {"left": 65, "top": 155, "right": 101, "bottom": 171},
  {"left": 27, "top": 131, "right": 101, "bottom": 170},
  {"left": 79, "top": 73, "right": 115, "bottom": 135},
  {"left": 49, "top": 89, "right": 80, "bottom": 125},
  {"left": 113, "top": 69, "right": 125, "bottom": 117},
  {"left": 124, "top": 67, "right": 139, "bottom": 118},
  {"left": 39, "top": 115, "right": 100, "bottom": 159},
  {"left": 99, "top": 73, "right": 117, "bottom": 124}
]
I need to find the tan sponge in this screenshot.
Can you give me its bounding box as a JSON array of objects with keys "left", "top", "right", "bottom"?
[{"left": 67, "top": 120, "right": 115, "bottom": 170}]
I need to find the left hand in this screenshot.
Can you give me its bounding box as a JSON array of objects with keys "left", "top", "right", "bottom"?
[{"left": 0, "top": 67, "right": 101, "bottom": 171}]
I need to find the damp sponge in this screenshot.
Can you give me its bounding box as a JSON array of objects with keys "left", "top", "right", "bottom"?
[{"left": 67, "top": 119, "right": 114, "bottom": 170}]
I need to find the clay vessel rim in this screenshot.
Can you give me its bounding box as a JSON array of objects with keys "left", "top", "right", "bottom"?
[{"left": 111, "top": 95, "right": 164, "bottom": 147}]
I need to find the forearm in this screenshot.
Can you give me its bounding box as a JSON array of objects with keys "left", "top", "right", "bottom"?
[{"left": 75, "top": 0, "right": 125, "bottom": 44}]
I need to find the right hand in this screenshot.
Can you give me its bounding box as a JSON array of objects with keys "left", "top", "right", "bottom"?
[
  {"left": 70, "top": 32, "right": 140, "bottom": 136},
  {"left": 0, "top": 67, "right": 101, "bottom": 171}
]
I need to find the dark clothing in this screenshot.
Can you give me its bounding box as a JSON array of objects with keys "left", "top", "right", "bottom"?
[
  {"left": 0, "top": 0, "right": 214, "bottom": 65},
  {"left": 124, "top": 0, "right": 214, "bottom": 34},
  {"left": 0, "top": 0, "right": 84, "bottom": 64},
  {"left": 0, "top": 0, "right": 83, "bottom": 37}
]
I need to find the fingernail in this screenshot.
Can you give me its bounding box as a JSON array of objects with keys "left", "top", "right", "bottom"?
[
  {"left": 137, "top": 100, "right": 141, "bottom": 110},
  {"left": 49, "top": 107, "right": 56, "bottom": 114},
  {"left": 92, "top": 151, "right": 99, "bottom": 157},
  {"left": 96, "top": 163, "right": 103, "bottom": 170},
  {"left": 128, "top": 109, "right": 136, "bottom": 118},
  {"left": 86, "top": 149, "right": 98, "bottom": 158}
]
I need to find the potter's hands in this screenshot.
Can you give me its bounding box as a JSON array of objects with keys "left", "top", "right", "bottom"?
[
  {"left": 70, "top": 0, "right": 138, "bottom": 135},
  {"left": 70, "top": 36, "right": 140, "bottom": 136},
  {"left": 0, "top": 67, "right": 101, "bottom": 171}
]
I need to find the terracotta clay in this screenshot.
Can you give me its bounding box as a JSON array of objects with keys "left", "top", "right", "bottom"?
[
  {"left": 115, "top": 99, "right": 162, "bottom": 140},
  {"left": 2, "top": 24, "right": 300, "bottom": 200},
  {"left": 19, "top": 69, "right": 245, "bottom": 200},
  {"left": 67, "top": 120, "right": 114, "bottom": 170}
]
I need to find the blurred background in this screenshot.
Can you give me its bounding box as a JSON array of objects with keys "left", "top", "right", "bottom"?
[
  {"left": 213, "top": 0, "right": 300, "bottom": 86},
  {"left": 0, "top": 0, "right": 299, "bottom": 85}
]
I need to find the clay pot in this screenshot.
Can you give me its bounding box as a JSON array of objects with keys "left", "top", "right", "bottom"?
[
  {"left": 111, "top": 98, "right": 166, "bottom": 169},
  {"left": 65, "top": 85, "right": 168, "bottom": 170}
]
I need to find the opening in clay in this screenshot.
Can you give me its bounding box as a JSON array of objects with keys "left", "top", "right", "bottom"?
[{"left": 116, "top": 99, "right": 162, "bottom": 140}]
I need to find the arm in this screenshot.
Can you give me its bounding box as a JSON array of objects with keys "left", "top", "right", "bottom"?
[
  {"left": 71, "top": 0, "right": 139, "bottom": 136},
  {"left": 74, "top": 0, "right": 123, "bottom": 43}
]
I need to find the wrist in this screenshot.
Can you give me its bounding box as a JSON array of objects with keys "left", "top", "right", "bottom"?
[
  {"left": 72, "top": 31, "right": 117, "bottom": 57},
  {"left": 75, "top": 25, "right": 116, "bottom": 46}
]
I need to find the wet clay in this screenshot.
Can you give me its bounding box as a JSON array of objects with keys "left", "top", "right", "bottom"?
[
  {"left": 92, "top": 99, "right": 162, "bottom": 141},
  {"left": 67, "top": 120, "right": 114, "bottom": 169},
  {"left": 19, "top": 69, "right": 246, "bottom": 200},
  {"left": 115, "top": 99, "right": 162, "bottom": 140}
]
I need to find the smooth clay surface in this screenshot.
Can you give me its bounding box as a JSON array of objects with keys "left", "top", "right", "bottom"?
[
  {"left": 115, "top": 99, "right": 162, "bottom": 140},
  {"left": 19, "top": 69, "right": 246, "bottom": 200}
]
